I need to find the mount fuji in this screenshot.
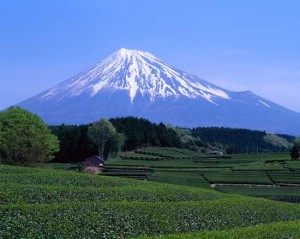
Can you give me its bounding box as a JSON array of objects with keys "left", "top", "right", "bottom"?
[{"left": 18, "top": 48, "right": 300, "bottom": 135}]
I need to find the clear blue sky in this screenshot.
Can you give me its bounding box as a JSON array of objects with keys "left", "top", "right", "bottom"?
[{"left": 1, "top": 0, "right": 300, "bottom": 112}]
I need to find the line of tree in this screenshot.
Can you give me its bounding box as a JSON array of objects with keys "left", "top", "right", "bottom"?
[
  {"left": 110, "top": 117, "right": 181, "bottom": 151},
  {"left": 2, "top": 108, "right": 298, "bottom": 166},
  {"left": 49, "top": 117, "right": 297, "bottom": 164},
  {"left": 191, "top": 127, "right": 295, "bottom": 153},
  {"left": 49, "top": 117, "right": 181, "bottom": 163}
]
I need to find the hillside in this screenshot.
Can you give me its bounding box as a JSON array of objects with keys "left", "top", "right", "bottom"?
[
  {"left": 17, "top": 48, "right": 300, "bottom": 135},
  {"left": 104, "top": 148, "right": 300, "bottom": 202},
  {"left": 2, "top": 163, "right": 300, "bottom": 238}
]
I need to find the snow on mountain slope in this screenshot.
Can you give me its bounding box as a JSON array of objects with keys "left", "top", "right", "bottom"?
[
  {"left": 17, "top": 48, "right": 300, "bottom": 135},
  {"left": 38, "top": 48, "right": 230, "bottom": 103}
]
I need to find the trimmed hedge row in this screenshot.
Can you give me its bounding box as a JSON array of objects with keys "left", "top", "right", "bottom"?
[
  {"left": 0, "top": 183, "right": 226, "bottom": 204},
  {"left": 139, "top": 219, "right": 300, "bottom": 239},
  {"left": 202, "top": 171, "right": 272, "bottom": 184},
  {"left": 2, "top": 198, "right": 300, "bottom": 239},
  {"left": 0, "top": 171, "right": 143, "bottom": 188}
]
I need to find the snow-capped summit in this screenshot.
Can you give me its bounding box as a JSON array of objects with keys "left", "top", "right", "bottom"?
[
  {"left": 17, "top": 49, "right": 300, "bottom": 135},
  {"left": 40, "top": 48, "right": 230, "bottom": 103}
]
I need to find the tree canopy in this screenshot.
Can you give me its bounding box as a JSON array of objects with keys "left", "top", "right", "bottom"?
[
  {"left": 291, "top": 146, "right": 300, "bottom": 160},
  {"left": 49, "top": 124, "right": 97, "bottom": 163},
  {"left": 263, "top": 134, "right": 292, "bottom": 151},
  {"left": 88, "top": 118, "right": 116, "bottom": 159},
  {"left": 0, "top": 107, "right": 59, "bottom": 166},
  {"left": 294, "top": 137, "right": 300, "bottom": 149}
]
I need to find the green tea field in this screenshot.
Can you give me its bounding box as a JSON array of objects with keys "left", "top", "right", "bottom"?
[
  {"left": 104, "top": 148, "right": 300, "bottom": 202},
  {"left": 2, "top": 148, "right": 300, "bottom": 238}
]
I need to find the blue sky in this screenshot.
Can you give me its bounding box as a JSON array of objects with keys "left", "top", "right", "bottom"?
[{"left": 1, "top": 0, "right": 300, "bottom": 112}]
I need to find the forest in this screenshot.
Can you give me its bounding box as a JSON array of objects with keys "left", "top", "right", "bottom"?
[{"left": 48, "top": 116, "right": 295, "bottom": 163}]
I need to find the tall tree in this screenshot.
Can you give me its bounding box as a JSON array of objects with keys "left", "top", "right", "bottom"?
[
  {"left": 49, "top": 124, "right": 97, "bottom": 163},
  {"left": 104, "top": 133, "right": 125, "bottom": 159},
  {"left": 263, "top": 134, "right": 292, "bottom": 151},
  {"left": 0, "top": 107, "right": 59, "bottom": 166},
  {"left": 291, "top": 146, "right": 300, "bottom": 160},
  {"left": 294, "top": 137, "right": 300, "bottom": 149},
  {"left": 88, "top": 118, "right": 116, "bottom": 159}
]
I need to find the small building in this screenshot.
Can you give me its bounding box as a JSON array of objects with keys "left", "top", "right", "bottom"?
[
  {"left": 84, "top": 155, "right": 105, "bottom": 167},
  {"left": 207, "top": 150, "right": 224, "bottom": 156},
  {"left": 83, "top": 155, "right": 105, "bottom": 174}
]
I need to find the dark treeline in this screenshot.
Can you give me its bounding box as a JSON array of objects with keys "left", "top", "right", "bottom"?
[
  {"left": 191, "top": 127, "right": 294, "bottom": 153},
  {"left": 49, "top": 117, "right": 295, "bottom": 163},
  {"left": 110, "top": 117, "right": 181, "bottom": 151},
  {"left": 49, "top": 117, "right": 181, "bottom": 163},
  {"left": 49, "top": 125, "right": 97, "bottom": 163}
]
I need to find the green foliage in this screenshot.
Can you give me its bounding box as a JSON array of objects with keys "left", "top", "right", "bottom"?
[
  {"left": 0, "top": 107, "right": 59, "bottom": 166},
  {"left": 108, "top": 149, "right": 300, "bottom": 202},
  {"left": 290, "top": 146, "right": 300, "bottom": 160},
  {"left": 216, "top": 185, "right": 300, "bottom": 201},
  {"left": 110, "top": 117, "right": 181, "bottom": 150},
  {"left": 286, "top": 160, "right": 300, "bottom": 170},
  {"left": 263, "top": 134, "right": 292, "bottom": 150},
  {"left": 149, "top": 172, "right": 210, "bottom": 188},
  {"left": 181, "top": 135, "right": 199, "bottom": 148},
  {"left": 49, "top": 124, "right": 97, "bottom": 163},
  {"left": 203, "top": 171, "right": 272, "bottom": 184},
  {"left": 0, "top": 166, "right": 224, "bottom": 204},
  {"left": 192, "top": 127, "right": 295, "bottom": 153},
  {"left": 88, "top": 118, "right": 116, "bottom": 159},
  {"left": 173, "top": 127, "right": 192, "bottom": 137},
  {"left": 2, "top": 165, "right": 300, "bottom": 238},
  {"left": 269, "top": 171, "right": 300, "bottom": 184},
  {"left": 294, "top": 137, "right": 300, "bottom": 149},
  {"left": 139, "top": 220, "right": 300, "bottom": 239},
  {"left": 104, "top": 133, "right": 125, "bottom": 159},
  {"left": 50, "top": 117, "right": 182, "bottom": 163},
  {"left": 49, "top": 118, "right": 295, "bottom": 164}
]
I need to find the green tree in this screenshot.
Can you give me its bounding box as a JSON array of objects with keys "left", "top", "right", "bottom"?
[
  {"left": 104, "top": 133, "right": 125, "bottom": 159},
  {"left": 263, "top": 134, "right": 292, "bottom": 151},
  {"left": 88, "top": 118, "right": 116, "bottom": 159},
  {"left": 291, "top": 146, "right": 300, "bottom": 160},
  {"left": 294, "top": 137, "right": 300, "bottom": 149},
  {"left": 49, "top": 124, "right": 97, "bottom": 163},
  {"left": 0, "top": 107, "right": 59, "bottom": 166}
]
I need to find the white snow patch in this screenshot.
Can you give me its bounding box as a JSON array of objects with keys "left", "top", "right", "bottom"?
[
  {"left": 37, "top": 48, "right": 233, "bottom": 104},
  {"left": 258, "top": 100, "right": 271, "bottom": 108}
]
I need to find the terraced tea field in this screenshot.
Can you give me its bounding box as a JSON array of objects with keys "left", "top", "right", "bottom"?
[
  {"left": 2, "top": 164, "right": 300, "bottom": 238},
  {"left": 140, "top": 220, "right": 300, "bottom": 239},
  {"left": 105, "top": 148, "right": 300, "bottom": 202}
]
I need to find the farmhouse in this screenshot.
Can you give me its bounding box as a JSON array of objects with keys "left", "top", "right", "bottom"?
[{"left": 83, "top": 155, "right": 105, "bottom": 174}]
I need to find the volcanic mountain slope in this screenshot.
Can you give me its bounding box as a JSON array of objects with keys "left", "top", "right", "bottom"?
[{"left": 18, "top": 48, "right": 300, "bottom": 135}]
